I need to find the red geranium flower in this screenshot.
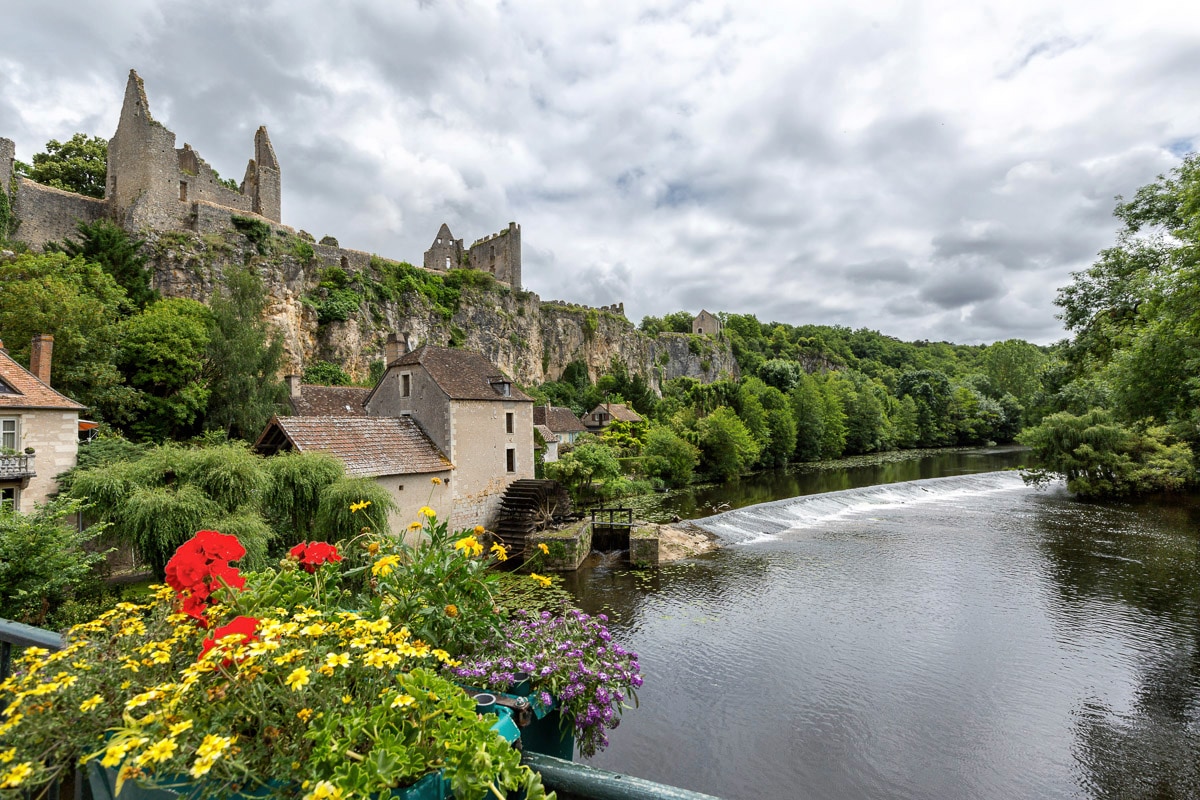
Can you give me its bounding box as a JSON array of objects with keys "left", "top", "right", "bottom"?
[
  {"left": 199, "top": 615, "right": 260, "bottom": 664},
  {"left": 289, "top": 541, "right": 343, "bottom": 573},
  {"left": 191, "top": 529, "right": 246, "bottom": 561}
]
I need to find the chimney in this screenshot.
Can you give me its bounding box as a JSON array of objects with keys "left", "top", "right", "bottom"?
[
  {"left": 385, "top": 332, "right": 410, "bottom": 363},
  {"left": 286, "top": 375, "right": 302, "bottom": 398},
  {"left": 30, "top": 334, "right": 53, "bottom": 386}
]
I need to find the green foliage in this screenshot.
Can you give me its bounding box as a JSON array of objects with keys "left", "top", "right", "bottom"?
[
  {"left": 117, "top": 298, "right": 213, "bottom": 440},
  {"left": 313, "top": 477, "right": 397, "bottom": 539},
  {"left": 639, "top": 311, "right": 694, "bottom": 335},
  {"left": 261, "top": 451, "right": 345, "bottom": 547},
  {"left": 303, "top": 360, "right": 353, "bottom": 385},
  {"left": 695, "top": 406, "right": 761, "bottom": 480},
  {"left": 368, "top": 359, "right": 386, "bottom": 386},
  {"left": 0, "top": 498, "right": 109, "bottom": 628},
  {"left": 68, "top": 443, "right": 276, "bottom": 576},
  {"left": 179, "top": 442, "right": 272, "bottom": 513},
  {"left": 545, "top": 439, "right": 622, "bottom": 503},
  {"left": 0, "top": 252, "right": 130, "bottom": 417},
  {"left": 230, "top": 215, "right": 271, "bottom": 254},
  {"left": 1019, "top": 409, "right": 1195, "bottom": 497},
  {"left": 292, "top": 238, "right": 315, "bottom": 263},
  {"left": 0, "top": 181, "right": 13, "bottom": 242},
  {"left": 583, "top": 309, "right": 600, "bottom": 339},
  {"left": 49, "top": 219, "right": 155, "bottom": 310},
  {"left": 640, "top": 424, "right": 700, "bottom": 487},
  {"left": 16, "top": 133, "right": 107, "bottom": 198},
  {"left": 369, "top": 257, "right": 462, "bottom": 320},
  {"left": 204, "top": 265, "right": 287, "bottom": 440},
  {"left": 360, "top": 515, "right": 502, "bottom": 654},
  {"left": 313, "top": 288, "right": 362, "bottom": 323}
]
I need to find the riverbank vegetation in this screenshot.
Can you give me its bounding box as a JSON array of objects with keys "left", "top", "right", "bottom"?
[{"left": 1017, "top": 154, "right": 1199, "bottom": 497}]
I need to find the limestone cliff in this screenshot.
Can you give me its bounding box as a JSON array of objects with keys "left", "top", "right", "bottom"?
[{"left": 144, "top": 228, "right": 738, "bottom": 391}]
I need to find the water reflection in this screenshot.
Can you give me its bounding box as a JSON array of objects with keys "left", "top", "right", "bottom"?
[
  {"left": 1032, "top": 493, "right": 1200, "bottom": 799},
  {"left": 563, "top": 458, "right": 1200, "bottom": 800}
]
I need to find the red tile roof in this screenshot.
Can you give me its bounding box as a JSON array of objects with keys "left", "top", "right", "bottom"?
[
  {"left": 255, "top": 415, "right": 452, "bottom": 477},
  {"left": 289, "top": 385, "right": 370, "bottom": 416},
  {"left": 0, "top": 349, "right": 85, "bottom": 411},
  {"left": 533, "top": 405, "right": 587, "bottom": 433},
  {"left": 390, "top": 346, "right": 533, "bottom": 402}
]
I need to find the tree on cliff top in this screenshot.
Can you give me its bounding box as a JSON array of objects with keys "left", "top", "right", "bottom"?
[{"left": 16, "top": 133, "right": 108, "bottom": 199}]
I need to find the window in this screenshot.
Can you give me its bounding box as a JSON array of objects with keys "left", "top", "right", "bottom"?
[
  {"left": 401, "top": 374, "right": 411, "bottom": 397},
  {"left": 505, "top": 412, "right": 514, "bottom": 434},
  {"left": 445, "top": 257, "right": 451, "bottom": 269},
  {"left": 0, "top": 487, "right": 16, "bottom": 510},
  {"left": 179, "top": 181, "right": 188, "bottom": 201},
  {"left": 1, "top": 419, "right": 17, "bottom": 451},
  {"left": 506, "top": 448, "right": 516, "bottom": 473}
]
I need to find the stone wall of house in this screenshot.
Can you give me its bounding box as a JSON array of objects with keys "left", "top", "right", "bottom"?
[
  {"left": 447, "top": 398, "right": 534, "bottom": 529},
  {"left": 373, "top": 468, "right": 453, "bottom": 543},
  {"left": 365, "top": 363, "right": 454, "bottom": 457},
  {"left": 13, "top": 408, "right": 79, "bottom": 512}
]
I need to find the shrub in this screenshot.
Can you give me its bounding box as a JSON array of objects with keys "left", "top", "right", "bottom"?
[
  {"left": 303, "top": 360, "right": 353, "bottom": 386},
  {"left": 0, "top": 498, "right": 109, "bottom": 628}
]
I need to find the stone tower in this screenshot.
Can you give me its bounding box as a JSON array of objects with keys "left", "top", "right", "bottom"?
[
  {"left": 468, "top": 221, "right": 521, "bottom": 289},
  {"left": 243, "top": 126, "right": 281, "bottom": 221}
]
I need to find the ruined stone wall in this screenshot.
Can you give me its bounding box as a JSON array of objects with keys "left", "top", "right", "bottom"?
[
  {"left": 11, "top": 179, "right": 106, "bottom": 249},
  {"left": 468, "top": 222, "right": 521, "bottom": 289},
  {"left": 176, "top": 144, "right": 254, "bottom": 214},
  {"left": 0, "top": 137, "right": 13, "bottom": 199},
  {"left": 423, "top": 225, "right": 464, "bottom": 272}
]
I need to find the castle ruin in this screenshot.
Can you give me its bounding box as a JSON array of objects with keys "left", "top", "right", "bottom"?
[
  {"left": 1, "top": 70, "right": 280, "bottom": 249},
  {"left": 422, "top": 221, "right": 522, "bottom": 289},
  {"left": 1, "top": 70, "right": 574, "bottom": 299}
]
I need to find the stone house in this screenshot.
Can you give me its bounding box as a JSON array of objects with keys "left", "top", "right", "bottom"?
[
  {"left": 365, "top": 340, "right": 535, "bottom": 530},
  {"left": 253, "top": 415, "right": 453, "bottom": 536},
  {"left": 582, "top": 402, "right": 643, "bottom": 433},
  {"left": 0, "top": 335, "right": 84, "bottom": 512},
  {"left": 534, "top": 425, "right": 560, "bottom": 463},
  {"left": 256, "top": 338, "right": 534, "bottom": 533},
  {"left": 692, "top": 309, "right": 722, "bottom": 336},
  {"left": 533, "top": 404, "right": 588, "bottom": 447}
]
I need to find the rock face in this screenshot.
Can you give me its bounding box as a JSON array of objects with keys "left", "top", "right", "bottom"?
[{"left": 143, "top": 229, "right": 738, "bottom": 391}]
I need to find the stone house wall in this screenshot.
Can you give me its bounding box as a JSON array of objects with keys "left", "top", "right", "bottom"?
[
  {"left": 1, "top": 408, "right": 79, "bottom": 512},
  {"left": 374, "top": 467, "right": 454, "bottom": 544},
  {"left": 446, "top": 398, "right": 534, "bottom": 530}
]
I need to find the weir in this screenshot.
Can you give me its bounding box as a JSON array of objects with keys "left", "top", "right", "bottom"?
[{"left": 695, "top": 470, "right": 1029, "bottom": 543}]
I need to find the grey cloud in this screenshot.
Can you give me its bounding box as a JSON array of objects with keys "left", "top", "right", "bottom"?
[{"left": 918, "top": 269, "right": 1005, "bottom": 309}]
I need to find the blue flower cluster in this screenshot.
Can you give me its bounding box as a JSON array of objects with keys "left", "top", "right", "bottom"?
[{"left": 449, "top": 608, "right": 643, "bottom": 755}]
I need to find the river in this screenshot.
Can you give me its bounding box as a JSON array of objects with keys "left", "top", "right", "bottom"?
[{"left": 563, "top": 448, "right": 1200, "bottom": 799}]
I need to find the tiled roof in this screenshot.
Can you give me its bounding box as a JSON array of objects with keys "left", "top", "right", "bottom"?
[
  {"left": 257, "top": 416, "right": 452, "bottom": 477},
  {"left": 391, "top": 345, "right": 533, "bottom": 402},
  {"left": 533, "top": 405, "right": 587, "bottom": 433},
  {"left": 0, "top": 349, "right": 85, "bottom": 411},
  {"left": 534, "top": 423, "right": 560, "bottom": 444},
  {"left": 586, "top": 403, "right": 643, "bottom": 423},
  {"left": 289, "top": 385, "right": 370, "bottom": 416}
]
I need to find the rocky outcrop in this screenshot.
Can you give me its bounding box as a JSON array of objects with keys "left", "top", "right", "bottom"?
[{"left": 143, "top": 229, "right": 738, "bottom": 392}]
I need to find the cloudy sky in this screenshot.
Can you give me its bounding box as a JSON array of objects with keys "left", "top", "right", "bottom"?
[{"left": 3, "top": 0, "right": 1198, "bottom": 344}]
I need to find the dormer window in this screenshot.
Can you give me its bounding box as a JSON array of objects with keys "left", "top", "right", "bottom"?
[
  {"left": 0, "top": 378, "right": 18, "bottom": 395},
  {"left": 488, "top": 377, "right": 511, "bottom": 397}
]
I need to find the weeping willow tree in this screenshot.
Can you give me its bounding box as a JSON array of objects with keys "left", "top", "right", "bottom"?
[
  {"left": 262, "top": 451, "right": 345, "bottom": 548},
  {"left": 69, "top": 442, "right": 275, "bottom": 576},
  {"left": 313, "top": 477, "right": 397, "bottom": 543}
]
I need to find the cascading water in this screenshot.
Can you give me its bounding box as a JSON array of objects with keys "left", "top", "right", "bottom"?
[{"left": 697, "top": 470, "right": 1029, "bottom": 543}]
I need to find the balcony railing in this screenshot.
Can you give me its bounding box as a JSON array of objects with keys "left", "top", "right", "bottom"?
[{"left": 0, "top": 453, "right": 35, "bottom": 480}]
